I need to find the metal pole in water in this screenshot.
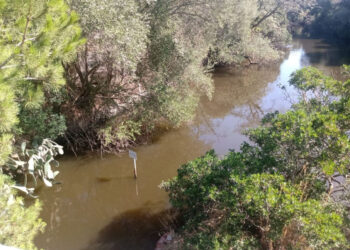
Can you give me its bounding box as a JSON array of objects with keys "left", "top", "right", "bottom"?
[
  {"left": 133, "top": 158, "right": 137, "bottom": 179},
  {"left": 129, "top": 150, "right": 138, "bottom": 179}
]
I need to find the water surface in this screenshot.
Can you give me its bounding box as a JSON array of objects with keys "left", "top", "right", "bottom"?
[{"left": 34, "top": 39, "right": 349, "bottom": 250}]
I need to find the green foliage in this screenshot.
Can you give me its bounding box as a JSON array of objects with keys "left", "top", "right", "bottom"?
[
  {"left": 242, "top": 66, "right": 350, "bottom": 198},
  {"left": 162, "top": 66, "right": 350, "bottom": 248},
  {"left": 209, "top": 0, "right": 289, "bottom": 65},
  {"left": 0, "top": 0, "right": 83, "bottom": 163},
  {"left": 19, "top": 107, "right": 67, "bottom": 145},
  {"left": 62, "top": 0, "right": 299, "bottom": 153},
  {"left": 0, "top": 84, "right": 18, "bottom": 134},
  {"left": 0, "top": 134, "right": 13, "bottom": 166},
  {"left": 98, "top": 120, "right": 142, "bottom": 150},
  {"left": 62, "top": 0, "right": 150, "bottom": 152},
  {"left": 0, "top": 173, "right": 45, "bottom": 249},
  {"left": 0, "top": 0, "right": 84, "bottom": 104},
  {"left": 0, "top": 83, "right": 17, "bottom": 165},
  {"left": 307, "top": 0, "right": 350, "bottom": 43},
  {"left": 63, "top": 0, "right": 215, "bottom": 151},
  {"left": 287, "top": 0, "right": 350, "bottom": 43},
  {"left": 69, "top": 0, "right": 148, "bottom": 71},
  {"left": 143, "top": 84, "right": 200, "bottom": 127},
  {"left": 162, "top": 152, "right": 348, "bottom": 249},
  {"left": 4, "top": 139, "right": 64, "bottom": 196},
  {"left": 142, "top": 0, "right": 214, "bottom": 126}
]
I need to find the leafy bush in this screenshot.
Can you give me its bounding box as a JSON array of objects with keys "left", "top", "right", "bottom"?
[
  {"left": 162, "top": 66, "right": 350, "bottom": 249},
  {"left": 61, "top": 0, "right": 300, "bottom": 153},
  {"left": 4, "top": 139, "right": 64, "bottom": 196},
  {"left": 19, "top": 107, "right": 67, "bottom": 145},
  {"left": 0, "top": 174, "right": 45, "bottom": 249},
  {"left": 162, "top": 152, "right": 348, "bottom": 249}
]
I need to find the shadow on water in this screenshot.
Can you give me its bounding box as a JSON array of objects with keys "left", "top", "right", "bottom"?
[
  {"left": 301, "top": 39, "right": 350, "bottom": 66},
  {"left": 305, "top": 51, "right": 350, "bottom": 66},
  {"left": 84, "top": 208, "right": 174, "bottom": 250}
]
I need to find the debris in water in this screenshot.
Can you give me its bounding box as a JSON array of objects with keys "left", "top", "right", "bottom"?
[{"left": 96, "top": 177, "right": 112, "bottom": 183}]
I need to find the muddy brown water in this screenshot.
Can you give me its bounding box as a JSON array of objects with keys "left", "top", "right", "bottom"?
[{"left": 34, "top": 39, "right": 350, "bottom": 250}]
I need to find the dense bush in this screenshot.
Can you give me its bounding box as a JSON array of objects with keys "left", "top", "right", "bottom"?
[
  {"left": 163, "top": 152, "right": 347, "bottom": 249},
  {"left": 0, "top": 0, "right": 83, "bottom": 163},
  {"left": 1, "top": 0, "right": 319, "bottom": 155},
  {"left": 59, "top": 0, "right": 300, "bottom": 153},
  {"left": 162, "top": 66, "right": 350, "bottom": 249}
]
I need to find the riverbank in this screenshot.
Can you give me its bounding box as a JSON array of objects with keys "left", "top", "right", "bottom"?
[{"left": 34, "top": 38, "right": 350, "bottom": 250}]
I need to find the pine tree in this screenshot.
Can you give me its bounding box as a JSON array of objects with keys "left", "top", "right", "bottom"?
[
  {"left": 0, "top": 0, "right": 84, "bottom": 164},
  {"left": 0, "top": 173, "right": 45, "bottom": 249}
]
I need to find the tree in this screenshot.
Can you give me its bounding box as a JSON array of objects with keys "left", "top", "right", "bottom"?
[
  {"left": 0, "top": 0, "right": 84, "bottom": 164},
  {"left": 205, "top": 0, "right": 291, "bottom": 66},
  {"left": 0, "top": 173, "right": 45, "bottom": 249},
  {"left": 61, "top": 0, "right": 299, "bottom": 154},
  {"left": 289, "top": 0, "right": 350, "bottom": 43},
  {"left": 311, "top": 0, "right": 350, "bottom": 43},
  {"left": 63, "top": 0, "right": 150, "bottom": 152},
  {"left": 63, "top": 0, "right": 215, "bottom": 153},
  {"left": 243, "top": 66, "right": 350, "bottom": 199}
]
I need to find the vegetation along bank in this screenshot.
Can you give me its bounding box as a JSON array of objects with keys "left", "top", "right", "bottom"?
[{"left": 0, "top": 0, "right": 350, "bottom": 249}]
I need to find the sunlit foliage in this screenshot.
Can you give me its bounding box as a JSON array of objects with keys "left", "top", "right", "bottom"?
[
  {"left": 0, "top": 0, "right": 83, "bottom": 163},
  {"left": 0, "top": 174, "right": 45, "bottom": 249},
  {"left": 62, "top": 0, "right": 296, "bottom": 153},
  {"left": 162, "top": 66, "right": 350, "bottom": 249}
]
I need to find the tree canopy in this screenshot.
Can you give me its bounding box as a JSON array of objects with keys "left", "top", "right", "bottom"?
[
  {"left": 0, "top": 0, "right": 83, "bottom": 163},
  {"left": 0, "top": 0, "right": 82, "bottom": 247}
]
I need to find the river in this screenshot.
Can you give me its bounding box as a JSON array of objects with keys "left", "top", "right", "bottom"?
[{"left": 34, "top": 39, "right": 350, "bottom": 250}]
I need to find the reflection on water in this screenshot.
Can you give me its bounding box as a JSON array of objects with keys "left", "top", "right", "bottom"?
[
  {"left": 34, "top": 39, "right": 349, "bottom": 250},
  {"left": 194, "top": 44, "right": 307, "bottom": 154},
  {"left": 301, "top": 39, "right": 350, "bottom": 67}
]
